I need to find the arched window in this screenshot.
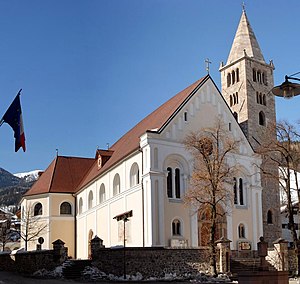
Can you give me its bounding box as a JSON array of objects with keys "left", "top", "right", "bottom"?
[
  {"left": 257, "top": 70, "right": 262, "bottom": 83},
  {"left": 233, "top": 112, "right": 238, "bottom": 121},
  {"left": 236, "top": 92, "right": 239, "bottom": 104},
  {"left": 233, "top": 93, "right": 236, "bottom": 104},
  {"left": 113, "top": 173, "right": 120, "bottom": 196},
  {"left": 227, "top": 73, "right": 231, "bottom": 87},
  {"left": 175, "top": 168, "right": 181, "bottom": 198},
  {"left": 167, "top": 167, "right": 173, "bottom": 198},
  {"left": 259, "top": 93, "right": 263, "bottom": 104},
  {"left": 238, "top": 223, "right": 246, "bottom": 238},
  {"left": 229, "top": 95, "right": 233, "bottom": 107},
  {"left": 259, "top": 111, "right": 266, "bottom": 126},
  {"left": 78, "top": 198, "right": 83, "bottom": 214},
  {"left": 262, "top": 94, "right": 266, "bottom": 106},
  {"left": 256, "top": 92, "right": 259, "bottom": 103},
  {"left": 99, "top": 183, "right": 106, "bottom": 203},
  {"left": 60, "top": 202, "right": 72, "bottom": 215},
  {"left": 130, "top": 163, "right": 139, "bottom": 187},
  {"left": 232, "top": 70, "right": 236, "bottom": 84},
  {"left": 88, "top": 190, "right": 93, "bottom": 209},
  {"left": 253, "top": 69, "right": 257, "bottom": 82},
  {"left": 172, "top": 219, "right": 181, "bottom": 236},
  {"left": 267, "top": 210, "right": 273, "bottom": 224},
  {"left": 233, "top": 177, "right": 246, "bottom": 206},
  {"left": 239, "top": 178, "right": 244, "bottom": 205},
  {"left": 236, "top": 68, "right": 239, "bottom": 82},
  {"left": 233, "top": 177, "right": 237, "bottom": 204},
  {"left": 34, "top": 203, "right": 42, "bottom": 216}
]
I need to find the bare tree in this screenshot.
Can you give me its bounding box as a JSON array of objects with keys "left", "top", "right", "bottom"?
[
  {"left": 0, "top": 219, "right": 11, "bottom": 251},
  {"left": 184, "top": 120, "right": 240, "bottom": 275},
  {"left": 19, "top": 204, "right": 48, "bottom": 251},
  {"left": 258, "top": 120, "right": 300, "bottom": 274}
]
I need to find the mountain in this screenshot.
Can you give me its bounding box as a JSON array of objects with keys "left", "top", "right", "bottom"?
[
  {"left": 0, "top": 168, "right": 39, "bottom": 206},
  {"left": 14, "top": 170, "right": 41, "bottom": 182}
]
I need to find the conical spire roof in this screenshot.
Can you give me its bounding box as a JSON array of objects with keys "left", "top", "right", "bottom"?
[{"left": 226, "top": 10, "right": 265, "bottom": 65}]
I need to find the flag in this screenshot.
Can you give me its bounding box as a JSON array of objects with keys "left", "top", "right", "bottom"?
[{"left": 0, "top": 90, "right": 26, "bottom": 152}]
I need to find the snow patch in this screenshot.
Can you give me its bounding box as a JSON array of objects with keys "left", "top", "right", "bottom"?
[{"left": 14, "top": 170, "right": 41, "bottom": 182}]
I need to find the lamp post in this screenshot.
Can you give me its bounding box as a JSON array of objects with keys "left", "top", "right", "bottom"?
[
  {"left": 123, "top": 217, "right": 129, "bottom": 280},
  {"left": 113, "top": 210, "right": 133, "bottom": 280},
  {"left": 272, "top": 72, "right": 300, "bottom": 99}
]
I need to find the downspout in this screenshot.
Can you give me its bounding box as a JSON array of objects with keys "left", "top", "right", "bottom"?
[{"left": 139, "top": 147, "right": 145, "bottom": 247}]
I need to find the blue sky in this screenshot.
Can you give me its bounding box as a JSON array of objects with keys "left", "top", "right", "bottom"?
[{"left": 0, "top": 0, "right": 299, "bottom": 174}]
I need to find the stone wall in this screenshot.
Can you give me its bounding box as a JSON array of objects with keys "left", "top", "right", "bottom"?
[
  {"left": 0, "top": 239, "right": 67, "bottom": 275},
  {"left": 92, "top": 247, "right": 211, "bottom": 278}
]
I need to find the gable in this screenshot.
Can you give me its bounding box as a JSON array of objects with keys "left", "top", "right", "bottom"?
[{"left": 154, "top": 77, "right": 254, "bottom": 156}]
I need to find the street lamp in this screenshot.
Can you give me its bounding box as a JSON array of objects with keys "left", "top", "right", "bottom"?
[
  {"left": 272, "top": 72, "right": 300, "bottom": 99},
  {"left": 113, "top": 210, "right": 133, "bottom": 280}
]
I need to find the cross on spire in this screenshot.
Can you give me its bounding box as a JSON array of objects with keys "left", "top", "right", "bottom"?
[
  {"left": 205, "top": 58, "right": 212, "bottom": 74},
  {"left": 242, "top": 2, "right": 246, "bottom": 12}
]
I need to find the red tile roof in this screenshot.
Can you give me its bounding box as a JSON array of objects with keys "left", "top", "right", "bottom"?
[
  {"left": 24, "top": 156, "right": 95, "bottom": 196},
  {"left": 24, "top": 76, "right": 209, "bottom": 197},
  {"left": 77, "top": 75, "right": 208, "bottom": 190}
]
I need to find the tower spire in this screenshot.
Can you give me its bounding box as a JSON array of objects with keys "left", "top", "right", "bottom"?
[{"left": 226, "top": 9, "right": 265, "bottom": 65}]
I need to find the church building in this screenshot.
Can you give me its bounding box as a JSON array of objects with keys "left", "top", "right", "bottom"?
[{"left": 20, "top": 9, "right": 281, "bottom": 259}]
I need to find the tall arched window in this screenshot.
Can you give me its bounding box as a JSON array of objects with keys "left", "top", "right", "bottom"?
[
  {"left": 233, "top": 112, "right": 238, "bottom": 121},
  {"left": 227, "top": 73, "right": 231, "bottom": 87},
  {"left": 232, "top": 70, "right": 236, "bottom": 84},
  {"left": 262, "top": 94, "right": 266, "bottom": 106},
  {"left": 175, "top": 168, "right": 181, "bottom": 198},
  {"left": 256, "top": 92, "right": 259, "bottom": 103},
  {"left": 257, "top": 70, "right": 262, "bottom": 83},
  {"left": 239, "top": 178, "right": 244, "bottom": 205},
  {"left": 88, "top": 190, "right": 93, "bottom": 209},
  {"left": 236, "top": 68, "right": 239, "bottom": 82},
  {"left": 99, "top": 184, "right": 106, "bottom": 203},
  {"left": 113, "top": 173, "right": 120, "bottom": 196},
  {"left": 78, "top": 197, "right": 83, "bottom": 214},
  {"left": 259, "top": 111, "right": 266, "bottom": 126},
  {"left": 130, "top": 163, "right": 139, "bottom": 187},
  {"left": 233, "top": 177, "right": 238, "bottom": 204},
  {"left": 229, "top": 95, "right": 233, "bottom": 107},
  {"left": 233, "top": 177, "right": 246, "bottom": 206},
  {"left": 34, "top": 203, "right": 43, "bottom": 216},
  {"left": 172, "top": 219, "right": 181, "bottom": 236},
  {"left": 167, "top": 167, "right": 173, "bottom": 198},
  {"left": 236, "top": 92, "right": 239, "bottom": 104},
  {"left": 259, "top": 93, "right": 263, "bottom": 104},
  {"left": 238, "top": 223, "right": 246, "bottom": 238},
  {"left": 267, "top": 210, "right": 273, "bottom": 224},
  {"left": 253, "top": 68, "right": 257, "bottom": 82},
  {"left": 60, "top": 202, "right": 72, "bottom": 215}
]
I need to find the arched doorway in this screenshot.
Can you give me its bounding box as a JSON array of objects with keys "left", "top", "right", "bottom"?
[
  {"left": 197, "top": 206, "right": 227, "bottom": 247},
  {"left": 88, "top": 229, "right": 93, "bottom": 259}
]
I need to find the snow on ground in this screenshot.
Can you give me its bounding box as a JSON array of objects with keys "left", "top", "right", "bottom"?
[{"left": 33, "top": 265, "right": 236, "bottom": 282}]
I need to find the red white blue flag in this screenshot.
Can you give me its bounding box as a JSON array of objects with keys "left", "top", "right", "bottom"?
[{"left": 0, "top": 90, "right": 26, "bottom": 152}]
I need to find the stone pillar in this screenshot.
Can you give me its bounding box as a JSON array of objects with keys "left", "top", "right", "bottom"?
[
  {"left": 91, "top": 235, "right": 105, "bottom": 260},
  {"left": 273, "top": 238, "right": 288, "bottom": 271},
  {"left": 52, "top": 239, "right": 67, "bottom": 263},
  {"left": 257, "top": 236, "right": 268, "bottom": 271},
  {"left": 216, "top": 237, "right": 232, "bottom": 273}
]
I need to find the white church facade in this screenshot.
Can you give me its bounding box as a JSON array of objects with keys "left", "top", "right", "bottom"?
[{"left": 21, "top": 9, "right": 280, "bottom": 259}]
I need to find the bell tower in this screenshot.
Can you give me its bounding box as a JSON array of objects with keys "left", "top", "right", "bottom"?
[{"left": 219, "top": 9, "right": 281, "bottom": 244}]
